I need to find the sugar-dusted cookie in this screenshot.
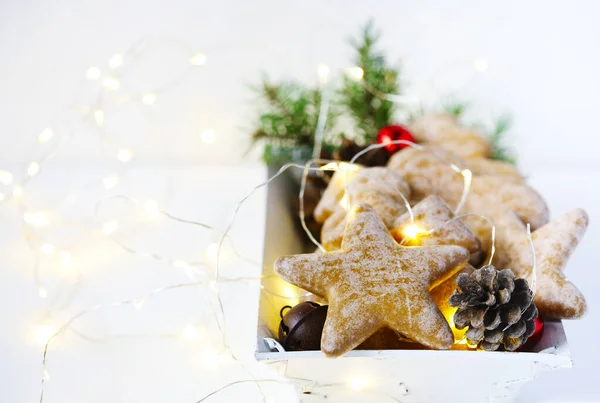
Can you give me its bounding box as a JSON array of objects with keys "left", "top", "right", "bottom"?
[
  {"left": 409, "top": 113, "right": 491, "bottom": 159},
  {"left": 409, "top": 113, "right": 524, "bottom": 180},
  {"left": 313, "top": 163, "right": 361, "bottom": 223},
  {"left": 319, "top": 167, "right": 411, "bottom": 251},
  {"left": 275, "top": 203, "right": 470, "bottom": 357},
  {"left": 387, "top": 147, "right": 549, "bottom": 251},
  {"left": 490, "top": 208, "right": 588, "bottom": 319}
]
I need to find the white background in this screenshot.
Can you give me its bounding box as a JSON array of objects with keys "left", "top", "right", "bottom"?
[{"left": 0, "top": 0, "right": 599, "bottom": 402}]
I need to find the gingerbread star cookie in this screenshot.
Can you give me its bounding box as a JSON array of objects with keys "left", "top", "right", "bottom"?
[
  {"left": 491, "top": 208, "right": 589, "bottom": 319},
  {"left": 275, "top": 203, "right": 470, "bottom": 357}
]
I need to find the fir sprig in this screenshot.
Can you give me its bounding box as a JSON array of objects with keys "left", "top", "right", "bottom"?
[
  {"left": 488, "top": 115, "right": 516, "bottom": 164},
  {"left": 339, "top": 21, "right": 401, "bottom": 143},
  {"left": 250, "top": 81, "right": 336, "bottom": 165}
]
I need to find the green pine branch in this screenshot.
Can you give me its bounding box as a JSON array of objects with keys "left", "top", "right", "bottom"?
[
  {"left": 250, "top": 80, "right": 336, "bottom": 164},
  {"left": 339, "top": 20, "right": 401, "bottom": 143},
  {"left": 488, "top": 115, "right": 516, "bottom": 164}
]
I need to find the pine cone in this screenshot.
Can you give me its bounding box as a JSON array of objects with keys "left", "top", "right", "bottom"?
[{"left": 449, "top": 265, "right": 539, "bottom": 351}]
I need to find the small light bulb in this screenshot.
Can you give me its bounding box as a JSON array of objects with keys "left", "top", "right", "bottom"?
[
  {"left": 189, "top": 52, "right": 207, "bottom": 66},
  {"left": 41, "top": 243, "right": 55, "bottom": 256},
  {"left": 101, "top": 220, "right": 119, "bottom": 235},
  {"left": 200, "top": 346, "right": 222, "bottom": 369},
  {"left": 102, "top": 76, "right": 120, "bottom": 90},
  {"left": 141, "top": 93, "right": 156, "bottom": 105},
  {"left": 321, "top": 162, "right": 360, "bottom": 172},
  {"left": 13, "top": 186, "right": 23, "bottom": 197},
  {"left": 401, "top": 224, "right": 426, "bottom": 240},
  {"left": 109, "top": 53, "right": 123, "bottom": 69},
  {"left": 61, "top": 251, "right": 72, "bottom": 266},
  {"left": 117, "top": 148, "right": 133, "bottom": 163},
  {"left": 33, "top": 323, "right": 57, "bottom": 345},
  {"left": 102, "top": 174, "right": 119, "bottom": 189},
  {"left": 347, "top": 376, "right": 367, "bottom": 391},
  {"left": 94, "top": 110, "right": 105, "bottom": 126},
  {"left": 27, "top": 162, "right": 40, "bottom": 177},
  {"left": 317, "top": 64, "right": 330, "bottom": 83},
  {"left": 85, "top": 66, "right": 102, "bottom": 80},
  {"left": 339, "top": 194, "right": 349, "bottom": 210},
  {"left": 200, "top": 129, "right": 216, "bottom": 144},
  {"left": 474, "top": 59, "right": 488, "bottom": 72},
  {"left": 143, "top": 199, "right": 160, "bottom": 218},
  {"left": 181, "top": 324, "right": 203, "bottom": 341},
  {"left": 205, "top": 243, "right": 219, "bottom": 263},
  {"left": 23, "top": 211, "right": 48, "bottom": 227},
  {"left": 0, "top": 170, "right": 13, "bottom": 185},
  {"left": 43, "top": 369, "right": 50, "bottom": 381},
  {"left": 38, "top": 128, "right": 54, "bottom": 143},
  {"left": 38, "top": 287, "right": 48, "bottom": 298},
  {"left": 346, "top": 67, "right": 364, "bottom": 81}
]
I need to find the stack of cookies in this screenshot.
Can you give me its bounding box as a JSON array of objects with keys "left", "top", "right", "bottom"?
[{"left": 275, "top": 114, "right": 589, "bottom": 357}]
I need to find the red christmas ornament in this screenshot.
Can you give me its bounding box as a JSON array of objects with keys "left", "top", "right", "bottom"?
[
  {"left": 519, "top": 316, "right": 545, "bottom": 351},
  {"left": 377, "top": 125, "right": 415, "bottom": 154}
]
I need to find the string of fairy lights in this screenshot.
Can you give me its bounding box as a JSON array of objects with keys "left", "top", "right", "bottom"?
[{"left": 0, "top": 34, "right": 545, "bottom": 402}]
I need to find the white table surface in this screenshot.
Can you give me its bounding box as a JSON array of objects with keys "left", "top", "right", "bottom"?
[{"left": 0, "top": 164, "right": 598, "bottom": 403}]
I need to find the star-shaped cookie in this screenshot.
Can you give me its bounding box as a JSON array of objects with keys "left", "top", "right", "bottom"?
[
  {"left": 275, "top": 203, "right": 470, "bottom": 357},
  {"left": 491, "top": 208, "right": 589, "bottom": 319}
]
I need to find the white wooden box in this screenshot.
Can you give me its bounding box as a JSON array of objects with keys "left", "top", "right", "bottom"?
[{"left": 255, "top": 169, "right": 572, "bottom": 403}]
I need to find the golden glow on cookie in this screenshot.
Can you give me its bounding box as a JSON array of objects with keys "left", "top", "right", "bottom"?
[
  {"left": 321, "top": 161, "right": 360, "bottom": 172},
  {"left": 401, "top": 223, "right": 426, "bottom": 241},
  {"left": 338, "top": 194, "right": 349, "bottom": 210}
]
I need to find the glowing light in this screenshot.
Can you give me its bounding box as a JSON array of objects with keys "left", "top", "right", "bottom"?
[
  {"left": 317, "top": 64, "right": 330, "bottom": 83},
  {"left": 27, "top": 162, "right": 40, "bottom": 177},
  {"left": 117, "top": 148, "right": 133, "bottom": 163},
  {"left": 401, "top": 223, "right": 426, "bottom": 240},
  {"left": 13, "top": 186, "right": 23, "bottom": 197},
  {"left": 189, "top": 52, "right": 207, "bottom": 66},
  {"left": 181, "top": 324, "right": 204, "bottom": 341},
  {"left": 321, "top": 161, "right": 360, "bottom": 172},
  {"left": 200, "top": 129, "right": 216, "bottom": 144},
  {"left": 23, "top": 211, "right": 48, "bottom": 227},
  {"left": 200, "top": 346, "right": 223, "bottom": 369},
  {"left": 143, "top": 199, "right": 160, "bottom": 218},
  {"left": 101, "top": 220, "right": 119, "bottom": 235},
  {"left": 38, "top": 128, "right": 54, "bottom": 143},
  {"left": 94, "top": 110, "right": 105, "bottom": 126},
  {"left": 346, "top": 67, "right": 364, "bottom": 81},
  {"left": 33, "top": 323, "right": 57, "bottom": 345},
  {"left": 205, "top": 243, "right": 219, "bottom": 263},
  {"left": 102, "top": 174, "right": 119, "bottom": 189},
  {"left": 339, "top": 194, "right": 349, "bottom": 210},
  {"left": 347, "top": 376, "right": 368, "bottom": 391},
  {"left": 41, "top": 243, "right": 55, "bottom": 256},
  {"left": 474, "top": 59, "right": 488, "bottom": 72},
  {"left": 102, "top": 76, "right": 120, "bottom": 90},
  {"left": 141, "top": 92, "right": 156, "bottom": 105},
  {"left": 0, "top": 170, "right": 13, "bottom": 185},
  {"left": 38, "top": 287, "right": 48, "bottom": 298},
  {"left": 61, "top": 251, "right": 72, "bottom": 267},
  {"left": 85, "top": 66, "right": 102, "bottom": 80},
  {"left": 109, "top": 53, "right": 123, "bottom": 69},
  {"left": 43, "top": 369, "right": 50, "bottom": 381}
]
